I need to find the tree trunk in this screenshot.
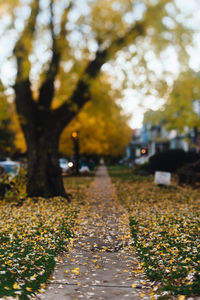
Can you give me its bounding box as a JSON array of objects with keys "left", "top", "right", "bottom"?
[{"left": 26, "top": 131, "right": 68, "bottom": 199}]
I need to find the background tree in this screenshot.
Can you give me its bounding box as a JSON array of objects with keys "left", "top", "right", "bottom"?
[
  {"left": 144, "top": 71, "right": 200, "bottom": 131},
  {"left": 0, "top": 82, "right": 15, "bottom": 158},
  {"left": 2, "top": 0, "right": 195, "bottom": 197},
  {"left": 9, "top": 104, "right": 27, "bottom": 155},
  {"left": 59, "top": 75, "right": 132, "bottom": 157},
  {"left": 163, "top": 71, "right": 200, "bottom": 132}
]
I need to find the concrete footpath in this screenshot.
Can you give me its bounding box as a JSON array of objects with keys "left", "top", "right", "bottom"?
[{"left": 37, "top": 166, "right": 151, "bottom": 299}]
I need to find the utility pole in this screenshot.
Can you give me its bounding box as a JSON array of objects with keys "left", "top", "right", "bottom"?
[{"left": 71, "top": 131, "right": 79, "bottom": 175}]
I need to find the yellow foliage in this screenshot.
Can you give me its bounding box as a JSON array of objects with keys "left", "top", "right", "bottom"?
[
  {"left": 59, "top": 76, "right": 132, "bottom": 156},
  {"left": 9, "top": 104, "right": 26, "bottom": 153},
  {"left": 144, "top": 72, "right": 200, "bottom": 132},
  {"left": 163, "top": 72, "right": 200, "bottom": 132}
]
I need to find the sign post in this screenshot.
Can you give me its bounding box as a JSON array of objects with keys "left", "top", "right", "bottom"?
[{"left": 154, "top": 171, "right": 171, "bottom": 185}]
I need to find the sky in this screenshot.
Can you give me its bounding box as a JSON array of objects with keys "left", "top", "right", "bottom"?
[{"left": 0, "top": 0, "right": 200, "bottom": 129}]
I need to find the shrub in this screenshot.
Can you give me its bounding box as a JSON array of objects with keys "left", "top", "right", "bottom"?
[
  {"left": 0, "top": 168, "right": 27, "bottom": 203},
  {"left": 149, "top": 150, "right": 200, "bottom": 173},
  {"left": 185, "top": 151, "right": 200, "bottom": 164},
  {"left": 134, "top": 162, "right": 152, "bottom": 176},
  {"left": 178, "top": 159, "right": 200, "bottom": 186}
]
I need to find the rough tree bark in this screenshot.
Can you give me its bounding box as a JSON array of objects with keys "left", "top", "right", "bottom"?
[
  {"left": 13, "top": 0, "right": 144, "bottom": 198},
  {"left": 26, "top": 131, "right": 65, "bottom": 197}
]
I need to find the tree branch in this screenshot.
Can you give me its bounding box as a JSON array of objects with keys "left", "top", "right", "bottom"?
[
  {"left": 14, "top": 0, "right": 40, "bottom": 83},
  {"left": 38, "top": 1, "right": 73, "bottom": 110},
  {"left": 13, "top": 0, "right": 39, "bottom": 127},
  {"left": 52, "top": 21, "right": 145, "bottom": 130}
]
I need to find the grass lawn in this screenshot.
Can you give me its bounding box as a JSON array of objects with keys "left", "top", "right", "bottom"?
[
  {"left": 0, "top": 174, "right": 94, "bottom": 299},
  {"left": 109, "top": 165, "right": 200, "bottom": 298}
]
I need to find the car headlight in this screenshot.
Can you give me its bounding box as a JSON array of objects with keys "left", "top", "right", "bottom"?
[{"left": 68, "top": 162, "right": 73, "bottom": 168}]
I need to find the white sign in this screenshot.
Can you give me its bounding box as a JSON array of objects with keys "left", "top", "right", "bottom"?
[{"left": 154, "top": 171, "right": 171, "bottom": 185}]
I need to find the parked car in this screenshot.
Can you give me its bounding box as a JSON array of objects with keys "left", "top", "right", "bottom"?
[
  {"left": 79, "top": 165, "right": 90, "bottom": 174},
  {"left": 0, "top": 159, "right": 20, "bottom": 178},
  {"left": 59, "top": 158, "right": 75, "bottom": 174},
  {"left": 59, "top": 158, "right": 69, "bottom": 174},
  {"left": 134, "top": 156, "right": 149, "bottom": 165}
]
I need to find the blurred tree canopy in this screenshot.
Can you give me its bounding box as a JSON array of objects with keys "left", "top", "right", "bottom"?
[
  {"left": 59, "top": 76, "right": 132, "bottom": 157},
  {"left": 0, "top": 82, "right": 15, "bottom": 157},
  {"left": 144, "top": 71, "right": 200, "bottom": 133},
  {"left": 9, "top": 104, "right": 27, "bottom": 154},
  {"left": 163, "top": 71, "right": 200, "bottom": 132},
  {"left": 0, "top": 0, "right": 195, "bottom": 197}
]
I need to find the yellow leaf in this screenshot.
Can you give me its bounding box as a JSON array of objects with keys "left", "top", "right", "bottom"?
[
  {"left": 30, "top": 274, "right": 38, "bottom": 280},
  {"left": 71, "top": 268, "right": 80, "bottom": 275},
  {"left": 40, "top": 283, "right": 47, "bottom": 289},
  {"left": 13, "top": 282, "right": 20, "bottom": 289}
]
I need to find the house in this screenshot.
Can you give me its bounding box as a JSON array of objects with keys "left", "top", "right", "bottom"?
[{"left": 126, "top": 123, "right": 199, "bottom": 162}]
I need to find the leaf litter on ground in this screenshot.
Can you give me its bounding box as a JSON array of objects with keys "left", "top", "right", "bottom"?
[
  {"left": 0, "top": 176, "right": 93, "bottom": 299},
  {"left": 110, "top": 166, "right": 200, "bottom": 298}
]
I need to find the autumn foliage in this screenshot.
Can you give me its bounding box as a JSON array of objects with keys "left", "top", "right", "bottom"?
[
  {"left": 59, "top": 76, "right": 132, "bottom": 157},
  {"left": 110, "top": 166, "right": 200, "bottom": 297},
  {"left": 0, "top": 176, "right": 92, "bottom": 298}
]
